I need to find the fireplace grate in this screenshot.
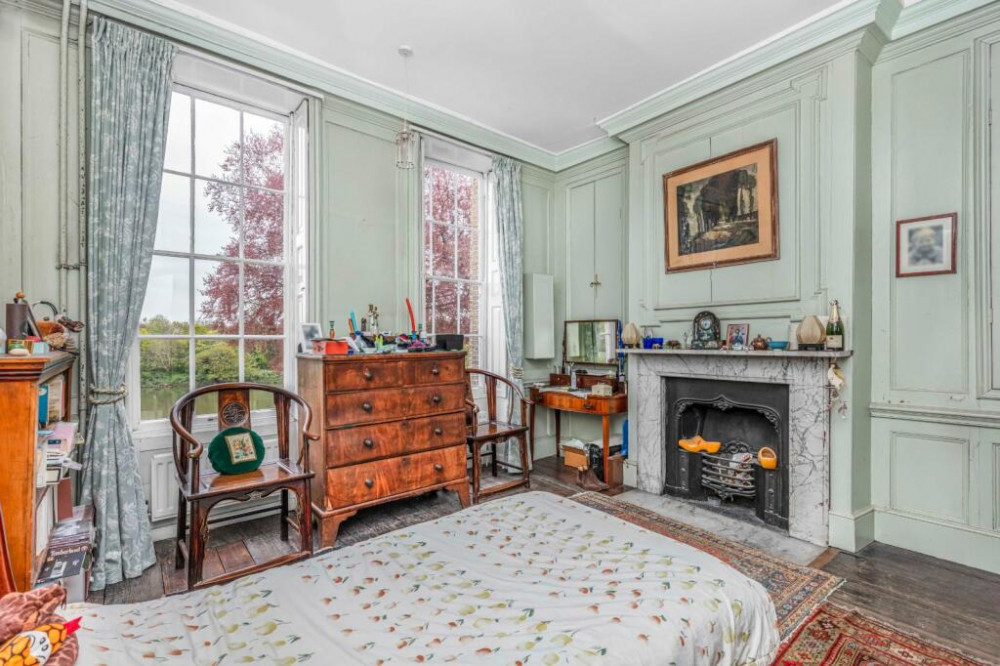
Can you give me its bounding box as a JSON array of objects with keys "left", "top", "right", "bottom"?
[{"left": 700, "top": 450, "right": 757, "bottom": 500}]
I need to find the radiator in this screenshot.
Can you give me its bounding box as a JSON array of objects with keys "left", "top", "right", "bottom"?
[{"left": 150, "top": 453, "right": 178, "bottom": 521}]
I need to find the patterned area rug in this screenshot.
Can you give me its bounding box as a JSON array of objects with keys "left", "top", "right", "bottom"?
[
  {"left": 774, "top": 602, "right": 991, "bottom": 665},
  {"left": 569, "top": 491, "right": 841, "bottom": 639}
]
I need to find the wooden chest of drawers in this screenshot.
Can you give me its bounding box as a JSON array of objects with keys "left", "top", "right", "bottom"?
[{"left": 297, "top": 352, "right": 470, "bottom": 547}]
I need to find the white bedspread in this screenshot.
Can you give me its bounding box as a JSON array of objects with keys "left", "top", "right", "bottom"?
[{"left": 69, "top": 492, "right": 778, "bottom": 664}]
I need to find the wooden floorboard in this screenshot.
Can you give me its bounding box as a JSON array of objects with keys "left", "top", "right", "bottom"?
[
  {"left": 821, "top": 543, "right": 1000, "bottom": 661},
  {"left": 88, "top": 456, "right": 999, "bottom": 661}
]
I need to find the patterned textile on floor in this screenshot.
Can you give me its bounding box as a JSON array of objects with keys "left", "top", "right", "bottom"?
[
  {"left": 773, "top": 601, "right": 992, "bottom": 665},
  {"left": 568, "top": 491, "right": 842, "bottom": 639}
]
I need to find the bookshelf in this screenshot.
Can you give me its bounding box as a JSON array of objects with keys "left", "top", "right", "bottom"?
[{"left": 0, "top": 352, "right": 75, "bottom": 591}]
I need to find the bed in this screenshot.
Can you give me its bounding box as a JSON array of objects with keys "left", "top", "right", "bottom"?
[{"left": 68, "top": 492, "right": 779, "bottom": 664}]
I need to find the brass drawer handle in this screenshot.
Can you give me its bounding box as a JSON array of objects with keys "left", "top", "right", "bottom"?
[
  {"left": 363, "top": 438, "right": 374, "bottom": 449},
  {"left": 363, "top": 369, "right": 374, "bottom": 380},
  {"left": 432, "top": 395, "right": 442, "bottom": 404},
  {"left": 433, "top": 463, "right": 444, "bottom": 472},
  {"left": 583, "top": 402, "right": 596, "bottom": 410},
  {"left": 431, "top": 366, "right": 440, "bottom": 375},
  {"left": 433, "top": 427, "right": 443, "bottom": 436},
  {"left": 362, "top": 402, "right": 373, "bottom": 412},
  {"left": 364, "top": 478, "right": 374, "bottom": 489}
]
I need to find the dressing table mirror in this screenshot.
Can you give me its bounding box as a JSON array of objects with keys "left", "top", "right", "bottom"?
[{"left": 564, "top": 319, "right": 618, "bottom": 366}]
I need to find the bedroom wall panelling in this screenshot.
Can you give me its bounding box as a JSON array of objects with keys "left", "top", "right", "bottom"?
[
  {"left": 870, "top": 2, "right": 1000, "bottom": 574},
  {"left": 622, "top": 29, "right": 881, "bottom": 552}
]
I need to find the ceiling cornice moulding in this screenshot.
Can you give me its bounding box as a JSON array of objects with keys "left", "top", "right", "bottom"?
[
  {"left": 5, "top": 0, "right": 992, "bottom": 171},
  {"left": 596, "top": 0, "right": 895, "bottom": 137}
]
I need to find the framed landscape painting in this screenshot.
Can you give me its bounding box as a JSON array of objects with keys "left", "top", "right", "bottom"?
[{"left": 663, "top": 139, "right": 778, "bottom": 272}]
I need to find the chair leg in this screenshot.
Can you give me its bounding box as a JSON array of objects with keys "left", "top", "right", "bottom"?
[
  {"left": 472, "top": 442, "right": 483, "bottom": 504},
  {"left": 175, "top": 490, "right": 186, "bottom": 569},
  {"left": 297, "top": 482, "right": 313, "bottom": 554},
  {"left": 518, "top": 432, "right": 530, "bottom": 488},
  {"left": 280, "top": 489, "right": 289, "bottom": 542},
  {"left": 188, "top": 501, "right": 209, "bottom": 591},
  {"left": 491, "top": 442, "right": 498, "bottom": 477}
]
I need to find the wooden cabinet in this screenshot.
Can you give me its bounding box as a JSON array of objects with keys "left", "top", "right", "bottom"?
[
  {"left": 0, "top": 352, "right": 74, "bottom": 591},
  {"left": 297, "top": 352, "right": 470, "bottom": 547}
]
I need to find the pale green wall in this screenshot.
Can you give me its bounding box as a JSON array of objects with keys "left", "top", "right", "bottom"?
[
  {"left": 870, "top": 3, "right": 1000, "bottom": 573},
  {"left": 621, "top": 31, "right": 878, "bottom": 551}
]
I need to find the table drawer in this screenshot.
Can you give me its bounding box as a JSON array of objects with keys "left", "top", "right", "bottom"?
[
  {"left": 325, "top": 445, "right": 466, "bottom": 510},
  {"left": 325, "top": 413, "right": 464, "bottom": 466},
  {"left": 408, "top": 357, "right": 465, "bottom": 385},
  {"left": 325, "top": 360, "right": 403, "bottom": 392},
  {"left": 406, "top": 384, "right": 465, "bottom": 416},
  {"left": 325, "top": 389, "right": 406, "bottom": 426}
]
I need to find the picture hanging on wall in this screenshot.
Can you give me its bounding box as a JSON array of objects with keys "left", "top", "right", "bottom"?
[
  {"left": 895, "top": 213, "right": 957, "bottom": 278},
  {"left": 663, "top": 139, "right": 779, "bottom": 273}
]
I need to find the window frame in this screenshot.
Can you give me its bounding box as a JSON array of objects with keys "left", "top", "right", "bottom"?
[
  {"left": 421, "top": 158, "right": 488, "bottom": 371},
  {"left": 128, "top": 84, "right": 297, "bottom": 436}
]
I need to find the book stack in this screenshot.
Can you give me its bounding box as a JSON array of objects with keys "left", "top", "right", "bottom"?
[
  {"left": 36, "top": 505, "right": 96, "bottom": 603},
  {"left": 42, "top": 422, "right": 81, "bottom": 485}
]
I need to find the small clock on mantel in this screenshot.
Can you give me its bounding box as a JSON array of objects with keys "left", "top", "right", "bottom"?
[{"left": 691, "top": 311, "right": 721, "bottom": 350}]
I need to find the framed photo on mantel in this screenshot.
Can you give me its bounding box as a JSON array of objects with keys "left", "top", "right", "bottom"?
[{"left": 663, "top": 139, "right": 779, "bottom": 273}]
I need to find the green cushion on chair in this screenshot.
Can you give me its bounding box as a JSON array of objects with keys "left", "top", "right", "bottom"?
[{"left": 207, "top": 427, "right": 265, "bottom": 475}]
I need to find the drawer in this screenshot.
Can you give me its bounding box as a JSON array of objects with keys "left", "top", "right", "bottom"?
[
  {"left": 325, "top": 413, "right": 464, "bottom": 466},
  {"left": 325, "top": 389, "right": 406, "bottom": 426},
  {"left": 406, "top": 384, "right": 466, "bottom": 416},
  {"left": 408, "top": 357, "right": 465, "bottom": 385},
  {"left": 325, "top": 360, "right": 403, "bottom": 392},
  {"left": 325, "top": 445, "right": 466, "bottom": 510}
]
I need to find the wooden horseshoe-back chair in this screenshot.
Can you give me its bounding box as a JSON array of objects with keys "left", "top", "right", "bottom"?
[{"left": 170, "top": 383, "right": 318, "bottom": 590}]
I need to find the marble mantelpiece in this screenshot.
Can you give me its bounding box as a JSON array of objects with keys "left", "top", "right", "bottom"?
[{"left": 626, "top": 350, "right": 844, "bottom": 546}]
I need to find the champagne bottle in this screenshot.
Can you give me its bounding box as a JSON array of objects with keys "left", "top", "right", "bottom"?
[{"left": 825, "top": 300, "right": 844, "bottom": 351}]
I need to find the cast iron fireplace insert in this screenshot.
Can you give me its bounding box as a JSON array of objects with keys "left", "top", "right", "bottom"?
[{"left": 662, "top": 377, "right": 789, "bottom": 529}]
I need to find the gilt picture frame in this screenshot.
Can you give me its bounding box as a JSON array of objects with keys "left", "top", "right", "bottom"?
[{"left": 663, "top": 139, "right": 779, "bottom": 273}]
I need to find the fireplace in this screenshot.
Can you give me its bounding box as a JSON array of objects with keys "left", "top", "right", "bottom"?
[{"left": 663, "top": 377, "right": 789, "bottom": 529}]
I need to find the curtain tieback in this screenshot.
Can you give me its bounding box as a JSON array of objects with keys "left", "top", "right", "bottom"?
[
  {"left": 510, "top": 366, "right": 524, "bottom": 379},
  {"left": 89, "top": 384, "right": 128, "bottom": 405}
]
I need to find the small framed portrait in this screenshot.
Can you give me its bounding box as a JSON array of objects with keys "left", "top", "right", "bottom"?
[
  {"left": 300, "top": 322, "right": 323, "bottom": 350},
  {"left": 726, "top": 323, "right": 750, "bottom": 350},
  {"left": 896, "top": 213, "right": 957, "bottom": 278}
]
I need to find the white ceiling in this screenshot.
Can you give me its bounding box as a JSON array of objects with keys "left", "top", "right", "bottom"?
[{"left": 165, "top": 0, "right": 853, "bottom": 154}]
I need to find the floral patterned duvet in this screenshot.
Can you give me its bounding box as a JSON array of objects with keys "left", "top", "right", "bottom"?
[{"left": 69, "top": 492, "right": 779, "bottom": 664}]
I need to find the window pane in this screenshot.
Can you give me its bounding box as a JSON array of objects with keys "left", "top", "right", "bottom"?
[
  {"left": 244, "top": 188, "right": 283, "bottom": 261},
  {"left": 244, "top": 264, "right": 284, "bottom": 335},
  {"left": 457, "top": 225, "right": 479, "bottom": 280},
  {"left": 431, "top": 223, "right": 455, "bottom": 278},
  {"left": 423, "top": 220, "right": 433, "bottom": 276},
  {"left": 155, "top": 173, "right": 190, "bottom": 253},
  {"left": 139, "top": 339, "right": 189, "bottom": 421},
  {"left": 194, "top": 98, "right": 241, "bottom": 182},
  {"left": 163, "top": 92, "right": 190, "bottom": 173},
  {"left": 464, "top": 336, "right": 480, "bottom": 371},
  {"left": 455, "top": 174, "right": 478, "bottom": 227},
  {"left": 142, "top": 256, "right": 189, "bottom": 333},
  {"left": 243, "top": 113, "right": 285, "bottom": 191},
  {"left": 194, "top": 338, "right": 239, "bottom": 415},
  {"left": 194, "top": 259, "right": 239, "bottom": 335},
  {"left": 432, "top": 280, "right": 458, "bottom": 334},
  {"left": 424, "top": 279, "right": 434, "bottom": 334},
  {"left": 458, "top": 282, "right": 480, "bottom": 335},
  {"left": 426, "top": 166, "right": 455, "bottom": 223},
  {"left": 195, "top": 179, "right": 239, "bottom": 257},
  {"left": 246, "top": 339, "right": 283, "bottom": 387}
]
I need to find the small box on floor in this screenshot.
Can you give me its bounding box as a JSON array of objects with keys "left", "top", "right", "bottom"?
[{"left": 561, "top": 440, "right": 589, "bottom": 469}]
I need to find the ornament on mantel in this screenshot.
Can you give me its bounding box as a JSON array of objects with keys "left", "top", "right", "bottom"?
[
  {"left": 621, "top": 322, "right": 641, "bottom": 348},
  {"left": 796, "top": 315, "right": 826, "bottom": 349}
]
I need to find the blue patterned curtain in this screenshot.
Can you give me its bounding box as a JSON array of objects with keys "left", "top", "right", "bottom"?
[
  {"left": 490, "top": 156, "right": 524, "bottom": 385},
  {"left": 82, "top": 18, "right": 176, "bottom": 590}
]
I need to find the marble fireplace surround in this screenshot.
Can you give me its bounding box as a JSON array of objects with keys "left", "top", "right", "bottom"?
[{"left": 625, "top": 349, "right": 849, "bottom": 546}]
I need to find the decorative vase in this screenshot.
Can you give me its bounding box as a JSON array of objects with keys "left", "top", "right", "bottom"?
[
  {"left": 622, "top": 322, "right": 641, "bottom": 348},
  {"left": 796, "top": 316, "right": 826, "bottom": 347}
]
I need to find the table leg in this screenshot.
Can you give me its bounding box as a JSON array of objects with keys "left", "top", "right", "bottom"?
[
  {"left": 602, "top": 415, "right": 612, "bottom": 489},
  {"left": 554, "top": 410, "right": 561, "bottom": 448}
]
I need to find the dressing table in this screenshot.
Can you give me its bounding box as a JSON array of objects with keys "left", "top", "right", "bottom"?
[{"left": 530, "top": 320, "right": 627, "bottom": 493}]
